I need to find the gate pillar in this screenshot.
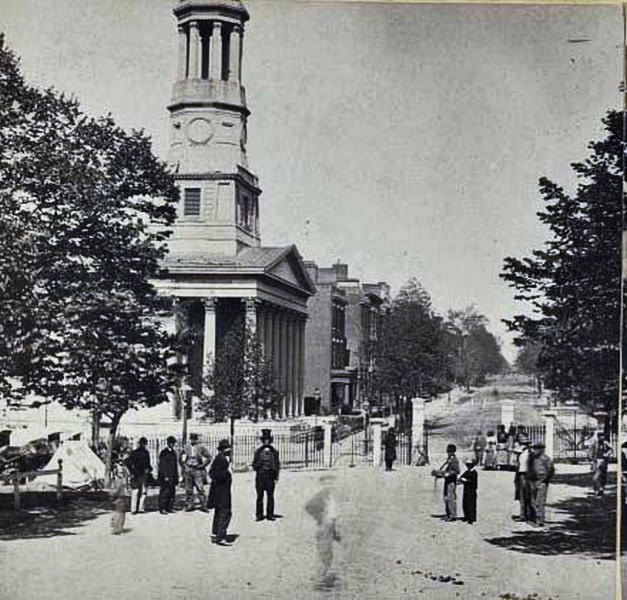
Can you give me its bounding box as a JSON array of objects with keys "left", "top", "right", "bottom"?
[
  {"left": 371, "top": 418, "right": 384, "bottom": 468},
  {"left": 543, "top": 410, "right": 557, "bottom": 458},
  {"left": 500, "top": 400, "right": 515, "bottom": 428},
  {"left": 411, "top": 398, "right": 425, "bottom": 465}
]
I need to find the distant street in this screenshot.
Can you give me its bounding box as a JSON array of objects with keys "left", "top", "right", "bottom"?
[{"left": 0, "top": 461, "right": 615, "bottom": 600}]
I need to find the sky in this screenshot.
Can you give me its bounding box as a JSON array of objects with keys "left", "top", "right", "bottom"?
[{"left": 0, "top": 0, "right": 623, "bottom": 361}]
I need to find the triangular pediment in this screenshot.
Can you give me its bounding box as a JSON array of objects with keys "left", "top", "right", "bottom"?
[{"left": 268, "top": 248, "right": 314, "bottom": 294}]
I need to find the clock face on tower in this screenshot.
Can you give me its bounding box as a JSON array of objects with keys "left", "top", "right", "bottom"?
[{"left": 186, "top": 117, "right": 215, "bottom": 144}]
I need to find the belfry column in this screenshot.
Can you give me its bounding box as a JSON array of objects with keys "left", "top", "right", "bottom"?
[
  {"left": 202, "top": 298, "right": 217, "bottom": 391},
  {"left": 177, "top": 25, "right": 187, "bottom": 80},
  {"left": 229, "top": 25, "right": 241, "bottom": 82},
  {"left": 210, "top": 21, "right": 223, "bottom": 80},
  {"left": 189, "top": 21, "right": 201, "bottom": 79}
]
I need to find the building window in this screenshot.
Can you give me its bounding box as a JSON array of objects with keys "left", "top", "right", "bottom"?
[{"left": 184, "top": 188, "right": 201, "bottom": 216}]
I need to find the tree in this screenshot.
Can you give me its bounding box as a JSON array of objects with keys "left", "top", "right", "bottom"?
[
  {"left": 514, "top": 342, "right": 543, "bottom": 393},
  {"left": 199, "top": 318, "right": 282, "bottom": 443},
  {"left": 445, "top": 306, "right": 508, "bottom": 390},
  {"left": 501, "top": 111, "right": 622, "bottom": 424},
  {"left": 0, "top": 37, "right": 182, "bottom": 475},
  {"left": 376, "top": 279, "right": 452, "bottom": 405}
]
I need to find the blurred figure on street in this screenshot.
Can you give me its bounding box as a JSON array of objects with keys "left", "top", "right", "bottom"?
[
  {"left": 208, "top": 438, "right": 233, "bottom": 546},
  {"left": 458, "top": 458, "right": 478, "bottom": 524},
  {"left": 496, "top": 424, "right": 508, "bottom": 466},
  {"left": 506, "top": 424, "right": 517, "bottom": 466},
  {"left": 512, "top": 435, "right": 533, "bottom": 522},
  {"left": 528, "top": 442, "right": 555, "bottom": 527},
  {"left": 305, "top": 474, "right": 342, "bottom": 589},
  {"left": 484, "top": 430, "right": 497, "bottom": 468},
  {"left": 180, "top": 433, "right": 211, "bottom": 511},
  {"left": 125, "top": 437, "right": 152, "bottom": 514},
  {"left": 383, "top": 427, "right": 397, "bottom": 471},
  {"left": 252, "top": 429, "right": 280, "bottom": 521},
  {"left": 472, "top": 430, "right": 487, "bottom": 466},
  {"left": 589, "top": 431, "right": 613, "bottom": 496},
  {"left": 158, "top": 436, "right": 179, "bottom": 514},
  {"left": 110, "top": 464, "right": 128, "bottom": 534}
]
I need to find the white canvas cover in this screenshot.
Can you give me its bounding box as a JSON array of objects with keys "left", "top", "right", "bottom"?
[{"left": 28, "top": 440, "right": 105, "bottom": 490}]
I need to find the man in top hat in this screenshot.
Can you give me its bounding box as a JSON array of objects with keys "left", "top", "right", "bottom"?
[
  {"left": 158, "top": 436, "right": 179, "bottom": 514},
  {"left": 528, "top": 442, "right": 555, "bottom": 527},
  {"left": 208, "top": 439, "right": 233, "bottom": 546},
  {"left": 125, "top": 437, "right": 152, "bottom": 514},
  {"left": 458, "top": 458, "right": 478, "bottom": 524},
  {"left": 180, "top": 433, "right": 212, "bottom": 511},
  {"left": 252, "top": 429, "right": 281, "bottom": 521},
  {"left": 512, "top": 434, "right": 533, "bottom": 522}
]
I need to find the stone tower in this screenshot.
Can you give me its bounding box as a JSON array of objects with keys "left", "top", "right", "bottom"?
[{"left": 167, "top": 0, "right": 260, "bottom": 259}]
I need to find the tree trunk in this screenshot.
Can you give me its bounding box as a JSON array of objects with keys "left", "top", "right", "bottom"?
[
  {"left": 105, "top": 413, "right": 122, "bottom": 488},
  {"left": 230, "top": 416, "right": 235, "bottom": 449}
]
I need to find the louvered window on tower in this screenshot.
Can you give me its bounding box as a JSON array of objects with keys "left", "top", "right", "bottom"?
[{"left": 184, "top": 188, "right": 201, "bottom": 216}]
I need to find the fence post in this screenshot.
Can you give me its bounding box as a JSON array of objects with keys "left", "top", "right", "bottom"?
[
  {"left": 500, "top": 400, "right": 515, "bottom": 428},
  {"left": 543, "top": 411, "right": 557, "bottom": 459},
  {"left": 371, "top": 418, "right": 383, "bottom": 468},
  {"left": 411, "top": 398, "right": 425, "bottom": 465},
  {"left": 56, "top": 459, "right": 64, "bottom": 505},
  {"left": 323, "top": 421, "right": 333, "bottom": 468},
  {"left": 13, "top": 471, "right": 20, "bottom": 511}
]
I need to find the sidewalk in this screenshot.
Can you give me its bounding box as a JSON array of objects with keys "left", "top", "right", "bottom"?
[{"left": 0, "top": 463, "right": 615, "bottom": 600}]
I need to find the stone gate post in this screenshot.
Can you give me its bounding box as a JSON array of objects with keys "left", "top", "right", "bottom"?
[
  {"left": 323, "top": 421, "right": 333, "bottom": 468},
  {"left": 500, "top": 400, "right": 515, "bottom": 428},
  {"left": 411, "top": 398, "right": 425, "bottom": 464},
  {"left": 371, "top": 418, "right": 383, "bottom": 468}
]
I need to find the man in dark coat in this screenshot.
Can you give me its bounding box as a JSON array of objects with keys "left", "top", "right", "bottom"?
[
  {"left": 125, "top": 437, "right": 152, "bottom": 514},
  {"left": 383, "top": 427, "right": 397, "bottom": 471},
  {"left": 158, "top": 436, "right": 178, "bottom": 514},
  {"left": 208, "top": 438, "right": 233, "bottom": 546},
  {"left": 459, "top": 459, "right": 478, "bottom": 524},
  {"left": 252, "top": 429, "right": 280, "bottom": 521}
]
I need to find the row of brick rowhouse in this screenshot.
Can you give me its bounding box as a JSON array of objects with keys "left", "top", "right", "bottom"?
[{"left": 0, "top": 1, "right": 391, "bottom": 441}]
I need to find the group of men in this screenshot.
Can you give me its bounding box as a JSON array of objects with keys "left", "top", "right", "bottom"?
[{"left": 121, "top": 429, "right": 281, "bottom": 545}]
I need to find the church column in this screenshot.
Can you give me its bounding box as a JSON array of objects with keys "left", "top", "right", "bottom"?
[
  {"left": 210, "top": 21, "right": 223, "bottom": 80},
  {"left": 228, "top": 25, "right": 242, "bottom": 82},
  {"left": 244, "top": 297, "right": 257, "bottom": 335},
  {"left": 177, "top": 25, "right": 187, "bottom": 80},
  {"left": 201, "top": 298, "right": 217, "bottom": 392},
  {"left": 189, "top": 21, "right": 201, "bottom": 79},
  {"left": 285, "top": 313, "right": 294, "bottom": 417},
  {"left": 291, "top": 313, "right": 299, "bottom": 417},
  {"left": 272, "top": 310, "right": 283, "bottom": 417},
  {"left": 281, "top": 312, "right": 290, "bottom": 417},
  {"left": 298, "top": 316, "right": 306, "bottom": 415}
]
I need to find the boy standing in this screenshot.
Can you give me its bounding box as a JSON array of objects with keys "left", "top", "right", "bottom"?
[{"left": 459, "top": 459, "right": 478, "bottom": 524}]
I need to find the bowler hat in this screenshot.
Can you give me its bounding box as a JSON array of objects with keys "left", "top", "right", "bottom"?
[
  {"left": 465, "top": 458, "right": 476, "bottom": 466},
  {"left": 190, "top": 433, "right": 199, "bottom": 441},
  {"left": 446, "top": 444, "right": 457, "bottom": 453},
  {"left": 218, "top": 438, "right": 231, "bottom": 450},
  {"left": 260, "top": 428, "right": 273, "bottom": 442}
]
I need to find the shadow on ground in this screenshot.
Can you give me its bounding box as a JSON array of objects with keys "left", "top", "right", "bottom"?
[
  {"left": 485, "top": 472, "right": 616, "bottom": 560},
  {"left": 0, "top": 498, "right": 111, "bottom": 540}
]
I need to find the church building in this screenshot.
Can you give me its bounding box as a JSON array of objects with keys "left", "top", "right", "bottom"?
[{"left": 154, "top": 0, "right": 314, "bottom": 421}]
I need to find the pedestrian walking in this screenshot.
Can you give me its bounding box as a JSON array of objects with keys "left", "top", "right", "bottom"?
[
  {"left": 208, "top": 438, "right": 233, "bottom": 546},
  {"left": 180, "top": 433, "right": 211, "bottom": 511},
  {"left": 472, "top": 431, "right": 487, "bottom": 466},
  {"left": 125, "top": 437, "right": 152, "bottom": 514},
  {"left": 252, "top": 429, "right": 280, "bottom": 521},
  {"left": 589, "top": 431, "right": 613, "bottom": 496},
  {"left": 458, "top": 459, "right": 478, "bottom": 524},
  {"left": 512, "top": 435, "right": 533, "bottom": 522},
  {"left": 305, "top": 474, "right": 342, "bottom": 589},
  {"left": 158, "top": 436, "right": 179, "bottom": 514},
  {"left": 383, "top": 427, "right": 397, "bottom": 471},
  {"left": 528, "top": 442, "right": 555, "bottom": 527}
]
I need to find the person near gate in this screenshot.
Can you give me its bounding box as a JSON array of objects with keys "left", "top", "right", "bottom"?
[
  {"left": 180, "top": 433, "right": 211, "bottom": 511},
  {"left": 125, "top": 437, "right": 152, "bottom": 514},
  {"left": 589, "top": 431, "right": 613, "bottom": 496},
  {"left": 158, "top": 436, "right": 179, "bottom": 514},
  {"left": 432, "top": 443, "right": 461, "bottom": 521},
  {"left": 472, "top": 431, "right": 487, "bottom": 467},
  {"left": 528, "top": 442, "right": 555, "bottom": 527},
  {"left": 383, "top": 427, "right": 398, "bottom": 471},
  {"left": 458, "top": 458, "right": 478, "bottom": 524},
  {"left": 512, "top": 435, "right": 533, "bottom": 522},
  {"left": 208, "top": 438, "right": 233, "bottom": 546},
  {"left": 252, "top": 429, "right": 280, "bottom": 521}
]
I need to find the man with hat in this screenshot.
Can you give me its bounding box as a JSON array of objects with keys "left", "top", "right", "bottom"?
[
  {"left": 158, "top": 436, "right": 179, "bottom": 514},
  {"left": 589, "top": 431, "right": 613, "bottom": 496},
  {"left": 512, "top": 434, "right": 533, "bottom": 522},
  {"left": 458, "top": 458, "right": 478, "bottom": 524},
  {"left": 208, "top": 438, "right": 233, "bottom": 546},
  {"left": 528, "top": 442, "right": 555, "bottom": 527},
  {"left": 252, "top": 429, "right": 281, "bottom": 521},
  {"left": 441, "top": 443, "right": 461, "bottom": 521},
  {"left": 125, "top": 437, "right": 152, "bottom": 514},
  {"left": 180, "top": 433, "right": 212, "bottom": 511}
]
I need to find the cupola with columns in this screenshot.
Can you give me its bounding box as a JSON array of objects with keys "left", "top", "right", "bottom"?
[{"left": 167, "top": 0, "right": 260, "bottom": 260}]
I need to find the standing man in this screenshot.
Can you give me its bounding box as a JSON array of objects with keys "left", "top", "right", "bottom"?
[
  {"left": 252, "top": 429, "right": 280, "bottom": 521},
  {"left": 442, "top": 444, "right": 461, "bottom": 521},
  {"left": 208, "top": 438, "right": 233, "bottom": 546},
  {"left": 472, "top": 430, "right": 487, "bottom": 467},
  {"left": 589, "top": 431, "right": 613, "bottom": 496},
  {"left": 513, "top": 436, "right": 533, "bottom": 522},
  {"left": 125, "top": 437, "right": 152, "bottom": 514},
  {"left": 180, "top": 433, "right": 211, "bottom": 511},
  {"left": 528, "top": 442, "right": 555, "bottom": 527},
  {"left": 158, "top": 436, "right": 179, "bottom": 514},
  {"left": 383, "top": 427, "right": 398, "bottom": 471}
]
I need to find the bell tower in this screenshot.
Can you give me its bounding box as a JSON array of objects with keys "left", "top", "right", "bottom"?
[{"left": 167, "top": 0, "right": 261, "bottom": 259}]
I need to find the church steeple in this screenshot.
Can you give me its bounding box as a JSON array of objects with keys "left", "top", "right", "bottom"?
[{"left": 167, "top": 0, "right": 261, "bottom": 259}]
